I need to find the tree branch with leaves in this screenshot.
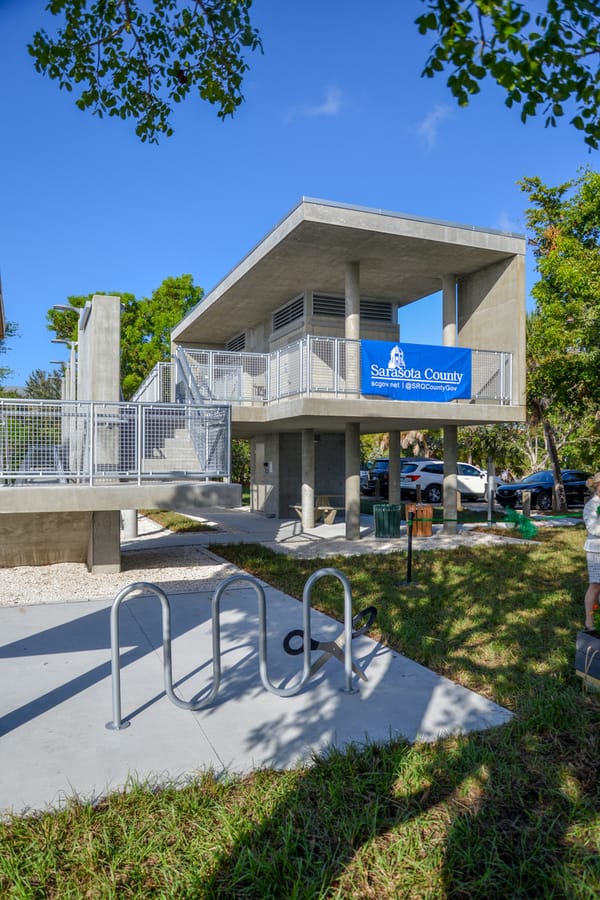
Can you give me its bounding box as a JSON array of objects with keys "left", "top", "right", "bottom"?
[
  {"left": 416, "top": 0, "right": 600, "bottom": 149},
  {"left": 29, "top": 0, "right": 262, "bottom": 143}
]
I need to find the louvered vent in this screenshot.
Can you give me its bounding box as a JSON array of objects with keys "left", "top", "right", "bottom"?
[
  {"left": 226, "top": 332, "right": 246, "bottom": 352},
  {"left": 313, "top": 294, "right": 344, "bottom": 317},
  {"left": 360, "top": 300, "right": 393, "bottom": 321},
  {"left": 272, "top": 295, "right": 304, "bottom": 331},
  {"left": 312, "top": 294, "right": 393, "bottom": 322}
]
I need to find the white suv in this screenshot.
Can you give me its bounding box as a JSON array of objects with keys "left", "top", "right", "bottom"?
[{"left": 401, "top": 460, "right": 488, "bottom": 504}]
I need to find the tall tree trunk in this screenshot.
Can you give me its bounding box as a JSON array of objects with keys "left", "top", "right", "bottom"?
[{"left": 543, "top": 418, "right": 567, "bottom": 512}]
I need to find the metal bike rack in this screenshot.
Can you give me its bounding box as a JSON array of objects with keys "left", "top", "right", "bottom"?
[
  {"left": 106, "top": 568, "right": 361, "bottom": 730},
  {"left": 301, "top": 568, "right": 357, "bottom": 694}
]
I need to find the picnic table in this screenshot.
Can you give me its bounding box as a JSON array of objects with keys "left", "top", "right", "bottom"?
[{"left": 290, "top": 495, "right": 344, "bottom": 525}]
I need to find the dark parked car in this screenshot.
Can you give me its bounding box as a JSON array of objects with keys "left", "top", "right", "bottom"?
[{"left": 495, "top": 469, "right": 591, "bottom": 511}]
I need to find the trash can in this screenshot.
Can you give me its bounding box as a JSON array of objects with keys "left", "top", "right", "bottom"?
[
  {"left": 404, "top": 503, "right": 433, "bottom": 537},
  {"left": 373, "top": 503, "right": 401, "bottom": 538}
]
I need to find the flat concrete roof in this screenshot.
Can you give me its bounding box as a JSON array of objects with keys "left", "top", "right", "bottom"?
[{"left": 173, "top": 197, "right": 526, "bottom": 347}]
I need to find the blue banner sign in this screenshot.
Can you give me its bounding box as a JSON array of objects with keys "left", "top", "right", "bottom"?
[{"left": 360, "top": 340, "right": 472, "bottom": 402}]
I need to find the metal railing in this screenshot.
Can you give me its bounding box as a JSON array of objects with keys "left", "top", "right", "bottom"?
[
  {"left": 159, "top": 337, "right": 513, "bottom": 406},
  {"left": 0, "top": 399, "right": 231, "bottom": 485},
  {"left": 130, "top": 362, "right": 174, "bottom": 403}
]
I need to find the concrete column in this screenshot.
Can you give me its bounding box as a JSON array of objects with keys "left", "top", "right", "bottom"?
[
  {"left": 345, "top": 262, "right": 361, "bottom": 536},
  {"left": 442, "top": 275, "right": 457, "bottom": 347},
  {"left": 87, "top": 510, "right": 121, "bottom": 573},
  {"left": 122, "top": 509, "right": 138, "bottom": 539},
  {"left": 345, "top": 422, "right": 361, "bottom": 540},
  {"left": 388, "top": 431, "right": 401, "bottom": 505},
  {"left": 442, "top": 277, "right": 458, "bottom": 535},
  {"left": 345, "top": 261, "right": 360, "bottom": 339},
  {"left": 443, "top": 426, "right": 458, "bottom": 535},
  {"left": 301, "top": 429, "right": 315, "bottom": 530}
]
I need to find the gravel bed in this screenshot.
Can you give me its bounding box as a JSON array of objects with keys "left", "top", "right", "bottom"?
[{"left": 0, "top": 517, "right": 240, "bottom": 607}]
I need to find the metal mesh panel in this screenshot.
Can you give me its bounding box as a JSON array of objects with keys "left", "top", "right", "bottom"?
[
  {"left": 471, "top": 350, "right": 512, "bottom": 404},
  {"left": 0, "top": 399, "right": 230, "bottom": 484},
  {"left": 183, "top": 349, "right": 269, "bottom": 403},
  {"left": 131, "top": 362, "right": 175, "bottom": 402},
  {"left": 309, "top": 337, "right": 335, "bottom": 392},
  {"left": 274, "top": 340, "right": 303, "bottom": 399},
  {"left": 0, "top": 400, "right": 89, "bottom": 484},
  {"left": 243, "top": 353, "right": 269, "bottom": 401},
  {"left": 308, "top": 337, "right": 360, "bottom": 395}
]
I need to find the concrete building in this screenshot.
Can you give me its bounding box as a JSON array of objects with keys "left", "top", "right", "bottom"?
[{"left": 171, "top": 198, "right": 526, "bottom": 538}]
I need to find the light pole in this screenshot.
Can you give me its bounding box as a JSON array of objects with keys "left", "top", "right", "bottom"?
[{"left": 50, "top": 339, "right": 78, "bottom": 400}]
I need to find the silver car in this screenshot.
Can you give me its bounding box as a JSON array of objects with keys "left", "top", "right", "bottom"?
[{"left": 401, "top": 460, "right": 489, "bottom": 504}]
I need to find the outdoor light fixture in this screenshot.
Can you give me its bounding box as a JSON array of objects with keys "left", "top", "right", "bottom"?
[
  {"left": 51, "top": 338, "right": 78, "bottom": 346},
  {"left": 79, "top": 305, "right": 91, "bottom": 329},
  {"left": 52, "top": 304, "right": 76, "bottom": 312}
]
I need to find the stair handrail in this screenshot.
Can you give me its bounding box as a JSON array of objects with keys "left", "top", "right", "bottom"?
[{"left": 175, "top": 346, "right": 209, "bottom": 405}]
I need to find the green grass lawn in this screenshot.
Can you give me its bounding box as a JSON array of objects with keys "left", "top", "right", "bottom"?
[
  {"left": 1, "top": 527, "right": 599, "bottom": 897},
  {"left": 139, "top": 509, "right": 218, "bottom": 532}
]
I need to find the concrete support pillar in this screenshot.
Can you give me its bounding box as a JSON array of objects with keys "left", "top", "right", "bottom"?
[
  {"left": 345, "top": 261, "right": 361, "bottom": 537},
  {"left": 122, "top": 509, "right": 138, "bottom": 539},
  {"left": 388, "top": 431, "right": 401, "bottom": 505},
  {"left": 301, "top": 429, "right": 315, "bottom": 530},
  {"left": 442, "top": 275, "right": 457, "bottom": 347},
  {"left": 87, "top": 510, "right": 121, "bottom": 573},
  {"left": 345, "top": 422, "right": 361, "bottom": 541},
  {"left": 443, "top": 277, "right": 458, "bottom": 535},
  {"left": 443, "top": 426, "right": 458, "bottom": 535},
  {"left": 345, "top": 261, "right": 360, "bottom": 339}
]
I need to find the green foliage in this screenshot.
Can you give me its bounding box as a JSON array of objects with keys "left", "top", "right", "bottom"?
[
  {"left": 416, "top": 0, "right": 600, "bottom": 149},
  {"left": 521, "top": 170, "right": 600, "bottom": 416},
  {"left": 29, "top": 0, "right": 262, "bottom": 143},
  {"left": 46, "top": 275, "right": 203, "bottom": 399},
  {"left": 517, "top": 169, "right": 600, "bottom": 508},
  {"left": 359, "top": 433, "right": 387, "bottom": 465},
  {"left": 231, "top": 438, "right": 250, "bottom": 486},
  {"left": 120, "top": 274, "right": 203, "bottom": 398},
  {"left": 139, "top": 509, "right": 217, "bottom": 531},
  {"left": 23, "top": 368, "right": 63, "bottom": 399}
]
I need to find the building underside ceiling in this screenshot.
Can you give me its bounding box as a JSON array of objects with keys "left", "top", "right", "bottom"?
[{"left": 173, "top": 199, "right": 525, "bottom": 347}]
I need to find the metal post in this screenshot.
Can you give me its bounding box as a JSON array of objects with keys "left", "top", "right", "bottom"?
[
  {"left": 88, "top": 402, "right": 95, "bottom": 485},
  {"left": 137, "top": 403, "right": 143, "bottom": 485},
  {"left": 487, "top": 454, "right": 495, "bottom": 526},
  {"left": 302, "top": 568, "right": 357, "bottom": 693},
  {"left": 406, "top": 511, "right": 414, "bottom": 583}
]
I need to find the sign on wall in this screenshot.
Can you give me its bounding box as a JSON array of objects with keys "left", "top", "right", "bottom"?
[{"left": 360, "top": 340, "right": 472, "bottom": 402}]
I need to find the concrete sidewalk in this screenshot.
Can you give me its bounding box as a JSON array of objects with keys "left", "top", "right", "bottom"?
[{"left": 0, "top": 508, "right": 514, "bottom": 817}]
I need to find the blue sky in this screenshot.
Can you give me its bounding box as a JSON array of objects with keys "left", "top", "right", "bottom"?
[{"left": 0, "top": 0, "right": 595, "bottom": 384}]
